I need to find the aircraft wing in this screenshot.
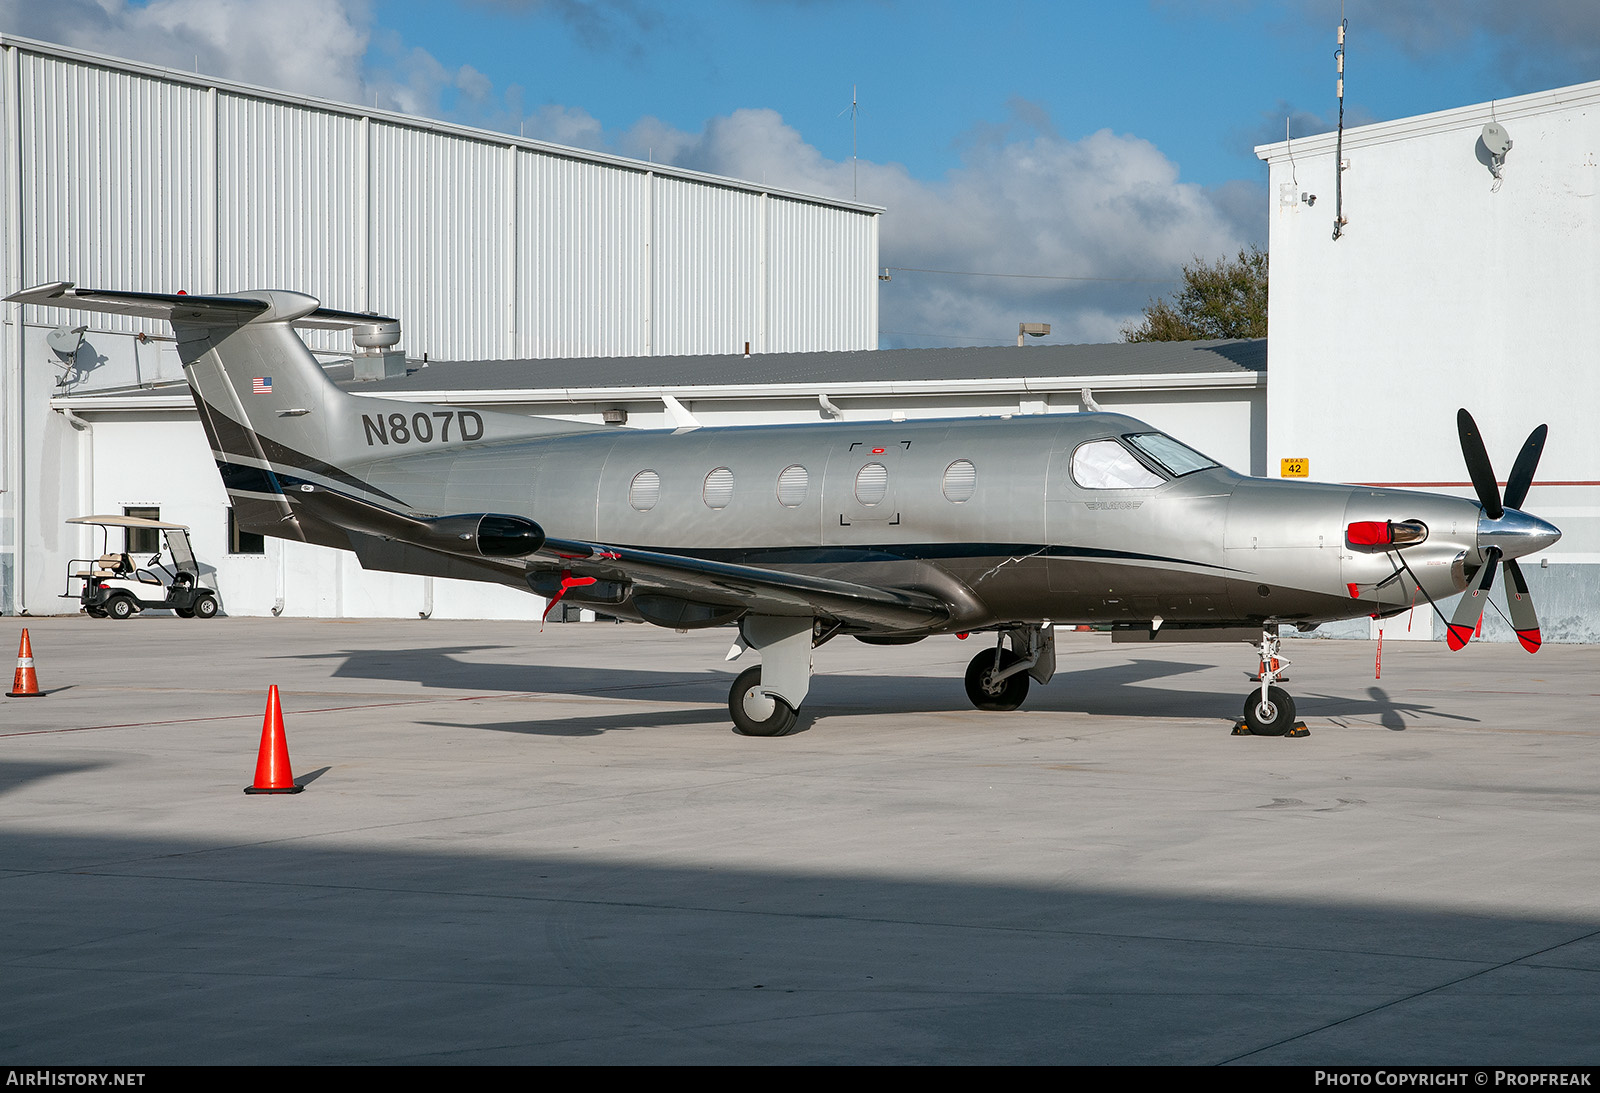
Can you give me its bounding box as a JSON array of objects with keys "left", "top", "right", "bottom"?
[
  {"left": 297, "top": 485, "right": 952, "bottom": 631},
  {"left": 536, "top": 536, "right": 953, "bottom": 632}
]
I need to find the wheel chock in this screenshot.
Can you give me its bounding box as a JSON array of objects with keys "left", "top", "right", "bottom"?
[{"left": 1231, "top": 719, "right": 1310, "bottom": 737}]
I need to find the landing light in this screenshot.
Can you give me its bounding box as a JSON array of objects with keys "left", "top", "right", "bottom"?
[{"left": 1346, "top": 520, "right": 1428, "bottom": 550}]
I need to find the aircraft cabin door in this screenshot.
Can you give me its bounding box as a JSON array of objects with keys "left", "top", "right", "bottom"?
[{"left": 823, "top": 437, "right": 912, "bottom": 546}]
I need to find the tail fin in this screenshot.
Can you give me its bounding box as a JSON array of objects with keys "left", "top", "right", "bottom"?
[{"left": 8, "top": 283, "right": 589, "bottom": 543}]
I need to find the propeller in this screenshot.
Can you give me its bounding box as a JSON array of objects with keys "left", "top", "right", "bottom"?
[{"left": 1446, "top": 410, "right": 1551, "bottom": 652}]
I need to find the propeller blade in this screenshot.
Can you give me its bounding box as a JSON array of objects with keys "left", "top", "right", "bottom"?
[
  {"left": 1503, "top": 558, "right": 1542, "bottom": 653},
  {"left": 1502, "top": 424, "right": 1548, "bottom": 512},
  {"left": 1457, "top": 409, "right": 1504, "bottom": 519},
  {"left": 1446, "top": 547, "right": 1500, "bottom": 651}
]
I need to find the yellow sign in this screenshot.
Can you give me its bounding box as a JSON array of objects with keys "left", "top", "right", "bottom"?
[{"left": 1280, "top": 458, "right": 1310, "bottom": 478}]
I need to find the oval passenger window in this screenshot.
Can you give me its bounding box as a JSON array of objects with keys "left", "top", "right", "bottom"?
[
  {"left": 777, "top": 464, "right": 808, "bottom": 507},
  {"left": 855, "top": 462, "right": 888, "bottom": 505},
  {"left": 629, "top": 469, "right": 661, "bottom": 511},
  {"left": 703, "top": 467, "right": 734, "bottom": 509},
  {"left": 943, "top": 459, "right": 976, "bottom": 502}
]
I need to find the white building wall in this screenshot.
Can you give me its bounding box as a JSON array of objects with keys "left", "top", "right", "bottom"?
[{"left": 1259, "top": 81, "right": 1600, "bottom": 641}]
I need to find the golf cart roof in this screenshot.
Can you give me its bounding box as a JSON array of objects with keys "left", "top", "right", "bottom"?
[{"left": 67, "top": 515, "right": 192, "bottom": 531}]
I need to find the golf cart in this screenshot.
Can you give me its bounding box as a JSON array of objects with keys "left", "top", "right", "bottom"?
[{"left": 64, "top": 515, "right": 220, "bottom": 620}]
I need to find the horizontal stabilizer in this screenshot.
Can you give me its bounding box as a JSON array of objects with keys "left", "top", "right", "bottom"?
[{"left": 5, "top": 282, "right": 395, "bottom": 331}]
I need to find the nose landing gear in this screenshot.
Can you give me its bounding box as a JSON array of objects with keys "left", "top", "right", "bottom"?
[{"left": 1237, "top": 624, "right": 1308, "bottom": 737}]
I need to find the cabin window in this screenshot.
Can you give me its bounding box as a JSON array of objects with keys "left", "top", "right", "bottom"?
[
  {"left": 777, "top": 464, "right": 809, "bottom": 507},
  {"left": 855, "top": 462, "right": 888, "bottom": 505},
  {"left": 942, "top": 460, "right": 977, "bottom": 503},
  {"left": 629, "top": 470, "right": 661, "bottom": 511},
  {"left": 703, "top": 467, "right": 734, "bottom": 509},
  {"left": 1070, "top": 440, "right": 1163, "bottom": 490}
]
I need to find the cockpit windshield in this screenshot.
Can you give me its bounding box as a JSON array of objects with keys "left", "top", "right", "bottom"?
[{"left": 1122, "top": 432, "right": 1220, "bottom": 478}]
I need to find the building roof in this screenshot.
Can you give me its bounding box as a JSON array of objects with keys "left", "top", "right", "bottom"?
[
  {"left": 336, "top": 339, "right": 1266, "bottom": 396},
  {"left": 54, "top": 339, "right": 1265, "bottom": 412},
  {"left": 1255, "top": 74, "right": 1600, "bottom": 163}
]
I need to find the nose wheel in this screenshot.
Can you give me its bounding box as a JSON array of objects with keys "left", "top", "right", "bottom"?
[{"left": 1242, "top": 685, "right": 1296, "bottom": 736}]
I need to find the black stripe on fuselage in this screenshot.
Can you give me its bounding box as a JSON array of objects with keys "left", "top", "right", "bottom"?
[
  {"left": 194, "top": 396, "right": 407, "bottom": 505},
  {"left": 217, "top": 460, "right": 285, "bottom": 497}
]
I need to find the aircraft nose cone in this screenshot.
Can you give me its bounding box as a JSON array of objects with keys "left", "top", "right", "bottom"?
[{"left": 1478, "top": 508, "right": 1562, "bottom": 561}]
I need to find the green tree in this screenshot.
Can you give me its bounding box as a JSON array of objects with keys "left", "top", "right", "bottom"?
[{"left": 1122, "top": 245, "right": 1268, "bottom": 342}]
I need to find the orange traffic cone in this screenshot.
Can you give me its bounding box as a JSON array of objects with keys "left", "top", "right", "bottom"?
[
  {"left": 6, "top": 629, "right": 42, "bottom": 697},
  {"left": 244, "top": 685, "right": 303, "bottom": 794}
]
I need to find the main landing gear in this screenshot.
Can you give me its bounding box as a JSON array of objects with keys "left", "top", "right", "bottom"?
[
  {"left": 725, "top": 615, "right": 818, "bottom": 737},
  {"left": 1239, "top": 624, "right": 1303, "bottom": 736},
  {"left": 963, "top": 624, "right": 1056, "bottom": 712},
  {"left": 728, "top": 665, "right": 799, "bottom": 737},
  {"left": 725, "top": 618, "right": 1061, "bottom": 734}
]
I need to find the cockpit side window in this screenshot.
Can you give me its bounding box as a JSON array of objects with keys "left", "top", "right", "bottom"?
[
  {"left": 1122, "top": 432, "right": 1220, "bottom": 477},
  {"left": 1070, "top": 439, "right": 1165, "bottom": 490}
]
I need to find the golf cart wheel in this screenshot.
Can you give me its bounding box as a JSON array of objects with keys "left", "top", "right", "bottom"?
[
  {"left": 105, "top": 595, "right": 136, "bottom": 620},
  {"left": 193, "top": 594, "right": 219, "bottom": 620},
  {"left": 85, "top": 605, "right": 107, "bottom": 618},
  {"left": 175, "top": 607, "right": 195, "bottom": 618}
]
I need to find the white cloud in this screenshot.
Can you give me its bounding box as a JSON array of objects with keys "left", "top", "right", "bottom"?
[
  {"left": 0, "top": 0, "right": 373, "bottom": 104},
  {"left": 595, "top": 105, "right": 1256, "bottom": 345}
]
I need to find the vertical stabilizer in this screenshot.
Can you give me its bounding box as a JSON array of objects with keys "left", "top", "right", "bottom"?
[{"left": 7, "top": 284, "right": 596, "bottom": 544}]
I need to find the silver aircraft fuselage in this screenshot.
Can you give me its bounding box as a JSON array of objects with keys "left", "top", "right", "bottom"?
[{"left": 349, "top": 411, "right": 1531, "bottom": 634}]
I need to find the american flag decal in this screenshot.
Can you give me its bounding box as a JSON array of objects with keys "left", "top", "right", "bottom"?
[{"left": 252, "top": 377, "right": 272, "bottom": 394}]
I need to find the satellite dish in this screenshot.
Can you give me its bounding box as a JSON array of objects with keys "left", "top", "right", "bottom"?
[
  {"left": 1482, "top": 122, "right": 1513, "bottom": 158},
  {"left": 46, "top": 324, "right": 86, "bottom": 362},
  {"left": 45, "top": 324, "right": 87, "bottom": 388}
]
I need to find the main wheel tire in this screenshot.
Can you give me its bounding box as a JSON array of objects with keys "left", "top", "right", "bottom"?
[
  {"left": 86, "top": 606, "right": 107, "bottom": 618},
  {"left": 729, "top": 665, "right": 800, "bottom": 737},
  {"left": 105, "top": 595, "right": 135, "bottom": 620},
  {"left": 192, "top": 594, "right": 219, "bottom": 620},
  {"left": 1242, "top": 685, "right": 1297, "bottom": 736},
  {"left": 964, "top": 648, "right": 1030, "bottom": 711}
]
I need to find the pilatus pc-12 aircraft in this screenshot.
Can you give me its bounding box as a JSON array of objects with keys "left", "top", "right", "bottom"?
[{"left": 13, "top": 283, "right": 1562, "bottom": 737}]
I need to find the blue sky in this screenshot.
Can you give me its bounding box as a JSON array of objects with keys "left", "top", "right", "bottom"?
[{"left": 10, "top": 1, "right": 1600, "bottom": 347}]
